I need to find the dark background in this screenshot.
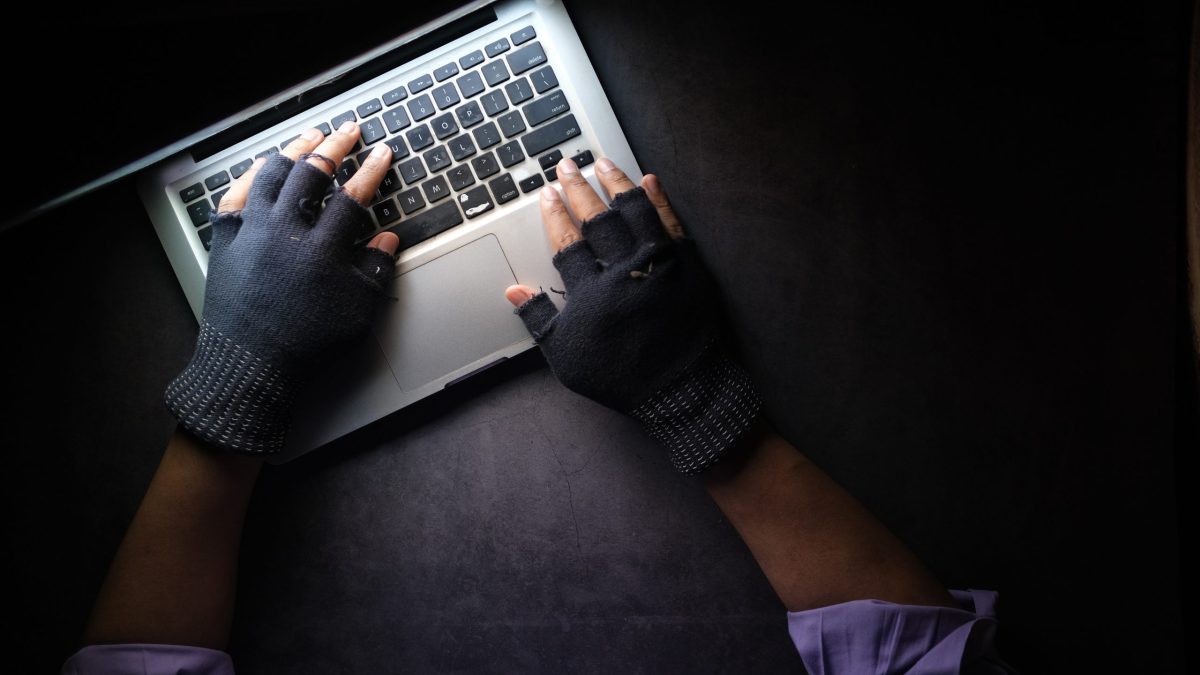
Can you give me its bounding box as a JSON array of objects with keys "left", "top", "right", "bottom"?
[{"left": 0, "top": 1, "right": 1192, "bottom": 673}]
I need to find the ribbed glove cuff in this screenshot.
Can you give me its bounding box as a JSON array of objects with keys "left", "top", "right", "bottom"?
[
  {"left": 630, "top": 345, "right": 762, "bottom": 474},
  {"left": 164, "top": 319, "right": 297, "bottom": 454}
]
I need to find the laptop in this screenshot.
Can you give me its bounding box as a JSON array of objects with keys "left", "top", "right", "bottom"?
[{"left": 134, "top": 0, "right": 641, "bottom": 462}]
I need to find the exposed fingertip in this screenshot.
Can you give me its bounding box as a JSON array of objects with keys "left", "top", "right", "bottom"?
[
  {"left": 596, "top": 157, "right": 615, "bottom": 174},
  {"left": 301, "top": 128, "right": 322, "bottom": 141},
  {"left": 540, "top": 186, "right": 560, "bottom": 202},
  {"left": 339, "top": 121, "right": 358, "bottom": 134},
  {"left": 643, "top": 174, "right": 662, "bottom": 196},
  {"left": 368, "top": 231, "right": 400, "bottom": 256},
  {"left": 370, "top": 143, "right": 391, "bottom": 159},
  {"left": 505, "top": 284, "right": 537, "bottom": 307}
]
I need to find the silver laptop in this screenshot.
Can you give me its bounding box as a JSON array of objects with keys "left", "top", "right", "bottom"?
[{"left": 136, "top": 0, "right": 641, "bottom": 462}]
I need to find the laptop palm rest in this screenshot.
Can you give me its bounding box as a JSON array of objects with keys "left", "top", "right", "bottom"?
[{"left": 375, "top": 234, "right": 531, "bottom": 391}]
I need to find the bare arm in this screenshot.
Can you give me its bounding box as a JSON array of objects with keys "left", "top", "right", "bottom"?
[
  {"left": 704, "top": 421, "right": 955, "bottom": 611},
  {"left": 82, "top": 429, "right": 262, "bottom": 648}
]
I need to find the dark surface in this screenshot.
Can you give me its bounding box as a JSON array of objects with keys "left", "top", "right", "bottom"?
[{"left": 0, "top": 1, "right": 1191, "bottom": 673}]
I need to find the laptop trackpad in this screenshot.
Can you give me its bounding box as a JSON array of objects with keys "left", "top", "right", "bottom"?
[{"left": 374, "top": 234, "right": 530, "bottom": 391}]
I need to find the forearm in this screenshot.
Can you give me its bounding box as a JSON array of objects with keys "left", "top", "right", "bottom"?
[
  {"left": 82, "top": 428, "right": 262, "bottom": 649},
  {"left": 704, "top": 422, "right": 955, "bottom": 612}
]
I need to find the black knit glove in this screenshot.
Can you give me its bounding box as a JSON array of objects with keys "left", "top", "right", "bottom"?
[
  {"left": 165, "top": 153, "right": 395, "bottom": 454},
  {"left": 516, "top": 187, "right": 761, "bottom": 474}
]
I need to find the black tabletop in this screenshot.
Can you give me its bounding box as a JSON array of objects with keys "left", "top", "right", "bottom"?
[{"left": 1, "top": 1, "right": 1190, "bottom": 672}]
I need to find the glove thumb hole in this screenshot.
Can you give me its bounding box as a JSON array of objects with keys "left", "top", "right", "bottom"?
[{"left": 512, "top": 291, "right": 559, "bottom": 341}]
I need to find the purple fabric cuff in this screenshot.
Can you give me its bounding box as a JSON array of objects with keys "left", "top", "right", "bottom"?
[
  {"left": 787, "top": 588, "right": 1018, "bottom": 674},
  {"left": 61, "top": 643, "right": 234, "bottom": 675}
]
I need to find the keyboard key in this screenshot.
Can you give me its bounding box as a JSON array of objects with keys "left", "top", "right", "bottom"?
[
  {"left": 229, "top": 158, "right": 254, "bottom": 179},
  {"left": 331, "top": 110, "right": 357, "bottom": 130},
  {"left": 458, "top": 184, "right": 494, "bottom": 219},
  {"left": 204, "top": 171, "right": 230, "bottom": 191},
  {"left": 456, "top": 71, "right": 485, "bottom": 99},
  {"left": 480, "top": 90, "right": 509, "bottom": 117},
  {"left": 254, "top": 148, "right": 279, "bottom": 160},
  {"left": 459, "top": 49, "right": 484, "bottom": 69},
  {"left": 280, "top": 135, "right": 300, "bottom": 150},
  {"left": 198, "top": 225, "right": 214, "bottom": 251},
  {"left": 356, "top": 98, "right": 383, "bottom": 117},
  {"left": 335, "top": 159, "right": 357, "bottom": 186},
  {"left": 372, "top": 197, "right": 401, "bottom": 225},
  {"left": 544, "top": 166, "right": 558, "bottom": 182},
  {"left": 524, "top": 91, "right": 570, "bottom": 127},
  {"left": 455, "top": 101, "right": 484, "bottom": 128},
  {"left": 481, "top": 60, "right": 510, "bottom": 87},
  {"left": 434, "top": 62, "right": 459, "bottom": 82},
  {"left": 530, "top": 65, "right": 558, "bottom": 94},
  {"left": 519, "top": 174, "right": 545, "bottom": 193},
  {"left": 485, "top": 37, "right": 510, "bottom": 58},
  {"left": 386, "top": 200, "right": 463, "bottom": 249},
  {"left": 473, "top": 121, "right": 501, "bottom": 149},
  {"left": 406, "top": 124, "right": 434, "bottom": 151},
  {"left": 383, "top": 107, "right": 411, "bottom": 133},
  {"left": 496, "top": 140, "right": 524, "bottom": 167},
  {"left": 497, "top": 111, "right": 526, "bottom": 138},
  {"left": 210, "top": 188, "right": 229, "bottom": 209},
  {"left": 179, "top": 182, "right": 204, "bottom": 203},
  {"left": 431, "top": 113, "right": 458, "bottom": 140},
  {"left": 187, "top": 200, "right": 212, "bottom": 227},
  {"left": 448, "top": 134, "right": 476, "bottom": 161},
  {"left": 360, "top": 118, "right": 387, "bottom": 145},
  {"left": 423, "top": 146, "right": 451, "bottom": 173},
  {"left": 317, "top": 122, "right": 333, "bottom": 136},
  {"left": 382, "top": 85, "right": 408, "bottom": 106},
  {"left": 538, "top": 149, "right": 563, "bottom": 170},
  {"left": 378, "top": 168, "right": 402, "bottom": 196},
  {"left": 397, "top": 157, "right": 427, "bottom": 184},
  {"left": 511, "top": 25, "right": 536, "bottom": 45},
  {"left": 397, "top": 187, "right": 424, "bottom": 214},
  {"left": 408, "top": 73, "right": 434, "bottom": 93},
  {"left": 407, "top": 94, "right": 435, "bottom": 121},
  {"left": 520, "top": 114, "right": 581, "bottom": 157},
  {"left": 471, "top": 151, "right": 500, "bottom": 179},
  {"left": 570, "top": 150, "right": 595, "bottom": 168},
  {"left": 421, "top": 175, "right": 451, "bottom": 202},
  {"left": 385, "top": 136, "right": 409, "bottom": 160},
  {"left": 432, "top": 83, "right": 460, "bottom": 110},
  {"left": 447, "top": 164, "right": 475, "bottom": 191},
  {"left": 505, "top": 78, "right": 534, "bottom": 105},
  {"left": 506, "top": 41, "right": 547, "bottom": 75},
  {"left": 489, "top": 174, "right": 519, "bottom": 204}
]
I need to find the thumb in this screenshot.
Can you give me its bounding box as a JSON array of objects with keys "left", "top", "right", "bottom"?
[
  {"left": 505, "top": 284, "right": 559, "bottom": 342},
  {"left": 505, "top": 284, "right": 539, "bottom": 307}
]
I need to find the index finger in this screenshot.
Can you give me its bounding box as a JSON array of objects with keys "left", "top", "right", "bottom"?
[{"left": 539, "top": 185, "right": 581, "bottom": 252}]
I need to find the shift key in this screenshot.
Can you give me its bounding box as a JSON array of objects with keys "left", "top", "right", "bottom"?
[
  {"left": 385, "top": 200, "right": 463, "bottom": 249},
  {"left": 520, "top": 114, "right": 580, "bottom": 157}
]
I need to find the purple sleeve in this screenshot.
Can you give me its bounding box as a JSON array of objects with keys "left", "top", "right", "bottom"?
[
  {"left": 61, "top": 643, "right": 234, "bottom": 675},
  {"left": 787, "top": 588, "right": 1019, "bottom": 674}
]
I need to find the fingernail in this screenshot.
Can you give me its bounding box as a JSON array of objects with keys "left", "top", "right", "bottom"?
[
  {"left": 643, "top": 174, "right": 660, "bottom": 195},
  {"left": 596, "top": 157, "right": 615, "bottom": 173},
  {"left": 512, "top": 286, "right": 535, "bottom": 304},
  {"left": 540, "top": 186, "right": 560, "bottom": 202},
  {"left": 558, "top": 157, "right": 578, "bottom": 175},
  {"left": 339, "top": 121, "right": 358, "bottom": 134},
  {"left": 370, "top": 143, "right": 390, "bottom": 158},
  {"left": 301, "top": 128, "right": 321, "bottom": 141}
]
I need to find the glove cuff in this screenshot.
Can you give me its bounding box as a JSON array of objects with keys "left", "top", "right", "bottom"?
[
  {"left": 164, "top": 319, "right": 298, "bottom": 454},
  {"left": 630, "top": 344, "right": 763, "bottom": 475}
]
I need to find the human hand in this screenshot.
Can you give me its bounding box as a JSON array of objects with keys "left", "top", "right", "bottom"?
[
  {"left": 165, "top": 123, "right": 400, "bottom": 454},
  {"left": 505, "top": 157, "right": 761, "bottom": 474}
]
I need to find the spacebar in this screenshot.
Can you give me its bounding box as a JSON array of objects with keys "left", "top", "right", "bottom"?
[
  {"left": 386, "top": 201, "right": 464, "bottom": 249},
  {"left": 520, "top": 114, "right": 581, "bottom": 157}
]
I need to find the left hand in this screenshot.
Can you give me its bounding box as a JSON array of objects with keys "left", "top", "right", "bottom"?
[{"left": 165, "top": 123, "right": 400, "bottom": 454}]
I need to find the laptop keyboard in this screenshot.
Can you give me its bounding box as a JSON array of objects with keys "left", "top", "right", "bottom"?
[{"left": 177, "top": 24, "right": 593, "bottom": 253}]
